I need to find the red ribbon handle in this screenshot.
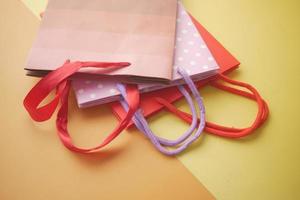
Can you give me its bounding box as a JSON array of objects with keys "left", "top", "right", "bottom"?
[
  {"left": 155, "top": 74, "right": 269, "bottom": 138},
  {"left": 23, "top": 60, "right": 130, "bottom": 121},
  {"left": 56, "top": 81, "right": 139, "bottom": 153},
  {"left": 23, "top": 60, "right": 139, "bottom": 153}
]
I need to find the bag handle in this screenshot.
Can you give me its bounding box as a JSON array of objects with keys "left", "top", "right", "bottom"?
[
  {"left": 56, "top": 81, "right": 139, "bottom": 153},
  {"left": 23, "top": 60, "right": 140, "bottom": 153},
  {"left": 24, "top": 60, "right": 129, "bottom": 121},
  {"left": 119, "top": 84, "right": 199, "bottom": 146},
  {"left": 118, "top": 67, "right": 206, "bottom": 156},
  {"left": 155, "top": 74, "right": 269, "bottom": 138}
]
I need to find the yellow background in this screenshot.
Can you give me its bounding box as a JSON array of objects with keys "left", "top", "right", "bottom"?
[
  {"left": 8, "top": 0, "right": 300, "bottom": 199},
  {"left": 171, "top": 0, "right": 300, "bottom": 199}
]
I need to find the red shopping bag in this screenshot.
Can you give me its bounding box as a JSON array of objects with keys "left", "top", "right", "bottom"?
[{"left": 111, "top": 15, "right": 269, "bottom": 138}]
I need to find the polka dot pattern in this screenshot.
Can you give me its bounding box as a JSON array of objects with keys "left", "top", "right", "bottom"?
[
  {"left": 109, "top": 88, "right": 117, "bottom": 94},
  {"left": 171, "top": 2, "right": 218, "bottom": 79},
  {"left": 90, "top": 93, "right": 96, "bottom": 99},
  {"left": 72, "top": 2, "right": 219, "bottom": 107}
]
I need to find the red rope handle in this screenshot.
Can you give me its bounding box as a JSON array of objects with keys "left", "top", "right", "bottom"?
[
  {"left": 23, "top": 60, "right": 138, "bottom": 153},
  {"left": 155, "top": 74, "right": 269, "bottom": 138}
]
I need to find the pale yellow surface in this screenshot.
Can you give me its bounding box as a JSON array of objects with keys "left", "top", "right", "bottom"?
[
  {"left": 21, "top": 0, "right": 47, "bottom": 18},
  {"left": 19, "top": 0, "right": 300, "bottom": 199}
]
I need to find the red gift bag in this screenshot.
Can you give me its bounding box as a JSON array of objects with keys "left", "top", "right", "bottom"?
[{"left": 111, "top": 15, "right": 269, "bottom": 138}]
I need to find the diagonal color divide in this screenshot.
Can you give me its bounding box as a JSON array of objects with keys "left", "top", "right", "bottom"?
[
  {"left": 20, "top": 0, "right": 300, "bottom": 199},
  {"left": 21, "top": 0, "right": 48, "bottom": 18},
  {"left": 14, "top": 0, "right": 213, "bottom": 199}
]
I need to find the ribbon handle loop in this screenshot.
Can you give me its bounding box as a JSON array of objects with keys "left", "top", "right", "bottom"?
[
  {"left": 23, "top": 60, "right": 130, "bottom": 122},
  {"left": 56, "top": 82, "right": 139, "bottom": 154}
]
